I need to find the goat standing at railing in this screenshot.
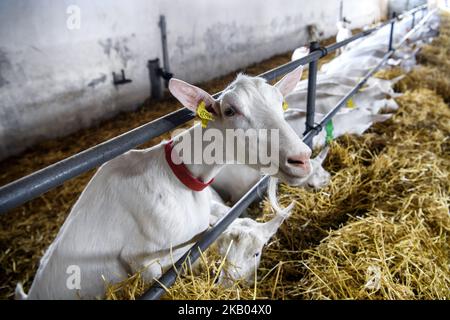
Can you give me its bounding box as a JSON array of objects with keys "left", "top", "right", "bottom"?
[
  {"left": 208, "top": 177, "right": 294, "bottom": 287},
  {"left": 16, "top": 67, "right": 312, "bottom": 300}
]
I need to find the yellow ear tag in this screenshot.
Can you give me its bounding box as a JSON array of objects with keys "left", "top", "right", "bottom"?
[
  {"left": 346, "top": 98, "right": 355, "bottom": 109},
  {"left": 282, "top": 100, "right": 289, "bottom": 111},
  {"left": 197, "top": 101, "right": 215, "bottom": 128}
]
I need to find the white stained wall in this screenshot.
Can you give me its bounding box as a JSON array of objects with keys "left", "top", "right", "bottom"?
[
  {"left": 0, "top": 0, "right": 387, "bottom": 160},
  {"left": 388, "top": 0, "right": 427, "bottom": 16}
]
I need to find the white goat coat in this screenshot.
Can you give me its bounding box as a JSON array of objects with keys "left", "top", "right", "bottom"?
[
  {"left": 335, "top": 22, "right": 353, "bottom": 56},
  {"left": 285, "top": 108, "right": 392, "bottom": 149},
  {"left": 25, "top": 139, "right": 213, "bottom": 299}
]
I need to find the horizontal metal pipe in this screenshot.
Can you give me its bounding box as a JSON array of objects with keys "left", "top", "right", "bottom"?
[
  {"left": 0, "top": 4, "right": 428, "bottom": 216},
  {"left": 0, "top": 108, "right": 195, "bottom": 214}
]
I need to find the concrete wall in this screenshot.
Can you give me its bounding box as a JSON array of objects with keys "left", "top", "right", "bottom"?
[
  {"left": 0, "top": 0, "right": 387, "bottom": 160},
  {"left": 388, "top": 0, "right": 427, "bottom": 16}
]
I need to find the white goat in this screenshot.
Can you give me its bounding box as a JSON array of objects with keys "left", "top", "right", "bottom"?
[
  {"left": 291, "top": 46, "right": 310, "bottom": 62},
  {"left": 286, "top": 86, "right": 399, "bottom": 115},
  {"left": 288, "top": 70, "right": 405, "bottom": 116},
  {"left": 284, "top": 108, "right": 392, "bottom": 149},
  {"left": 16, "top": 67, "right": 312, "bottom": 300},
  {"left": 212, "top": 177, "right": 294, "bottom": 286}
]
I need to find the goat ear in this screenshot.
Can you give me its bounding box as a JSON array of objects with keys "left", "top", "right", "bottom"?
[
  {"left": 391, "top": 75, "right": 405, "bottom": 85},
  {"left": 168, "top": 78, "right": 215, "bottom": 113},
  {"left": 274, "top": 66, "right": 303, "bottom": 97},
  {"left": 316, "top": 146, "right": 330, "bottom": 164},
  {"left": 371, "top": 113, "right": 393, "bottom": 123}
]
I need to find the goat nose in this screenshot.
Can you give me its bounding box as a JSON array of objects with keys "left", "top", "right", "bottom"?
[{"left": 287, "top": 153, "right": 311, "bottom": 168}]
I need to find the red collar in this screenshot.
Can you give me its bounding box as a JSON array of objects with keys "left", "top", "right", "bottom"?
[{"left": 164, "top": 140, "right": 214, "bottom": 192}]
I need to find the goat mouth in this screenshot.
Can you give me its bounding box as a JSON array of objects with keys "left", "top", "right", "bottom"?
[
  {"left": 278, "top": 166, "right": 310, "bottom": 181},
  {"left": 287, "top": 159, "right": 305, "bottom": 166}
]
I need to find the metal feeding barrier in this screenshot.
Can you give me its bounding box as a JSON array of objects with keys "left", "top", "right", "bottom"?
[{"left": 0, "top": 4, "right": 431, "bottom": 300}]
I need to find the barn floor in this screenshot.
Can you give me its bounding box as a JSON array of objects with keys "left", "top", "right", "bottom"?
[{"left": 1, "top": 17, "right": 449, "bottom": 300}]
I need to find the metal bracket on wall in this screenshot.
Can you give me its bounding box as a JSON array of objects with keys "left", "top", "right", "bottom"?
[
  {"left": 112, "top": 70, "right": 132, "bottom": 86},
  {"left": 148, "top": 59, "right": 173, "bottom": 100},
  {"left": 148, "top": 15, "right": 173, "bottom": 100}
]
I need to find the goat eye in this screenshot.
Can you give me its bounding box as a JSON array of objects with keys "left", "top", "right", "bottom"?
[
  {"left": 254, "top": 252, "right": 260, "bottom": 257},
  {"left": 224, "top": 107, "right": 236, "bottom": 117}
]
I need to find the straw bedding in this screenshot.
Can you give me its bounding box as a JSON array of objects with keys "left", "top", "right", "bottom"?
[{"left": 0, "top": 17, "right": 448, "bottom": 300}]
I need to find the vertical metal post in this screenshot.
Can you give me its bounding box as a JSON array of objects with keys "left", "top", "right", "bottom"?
[
  {"left": 159, "top": 15, "right": 170, "bottom": 87},
  {"left": 388, "top": 12, "right": 396, "bottom": 51},
  {"left": 304, "top": 41, "right": 320, "bottom": 149},
  {"left": 411, "top": 11, "right": 416, "bottom": 29},
  {"left": 339, "top": 0, "right": 344, "bottom": 21},
  {"left": 148, "top": 59, "right": 163, "bottom": 100}
]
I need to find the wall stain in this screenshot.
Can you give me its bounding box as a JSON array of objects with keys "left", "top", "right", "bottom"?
[
  {"left": 88, "top": 73, "right": 107, "bottom": 88},
  {"left": 175, "top": 22, "right": 197, "bottom": 56},
  {"left": 0, "top": 49, "right": 11, "bottom": 88},
  {"left": 202, "top": 22, "right": 255, "bottom": 60},
  {"left": 30, "top": 46, "right": 44, "bottom": 54},
  {"left": 98, "top": 38, "right": 113, "bottom": 57},
  {"left": 98, "top": 36, "right": 134, "bottom": 67}
]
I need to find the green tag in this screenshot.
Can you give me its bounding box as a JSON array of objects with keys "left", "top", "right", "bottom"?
[{"left": 325, "top": 120, "right": 334, "bottom": 144}]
